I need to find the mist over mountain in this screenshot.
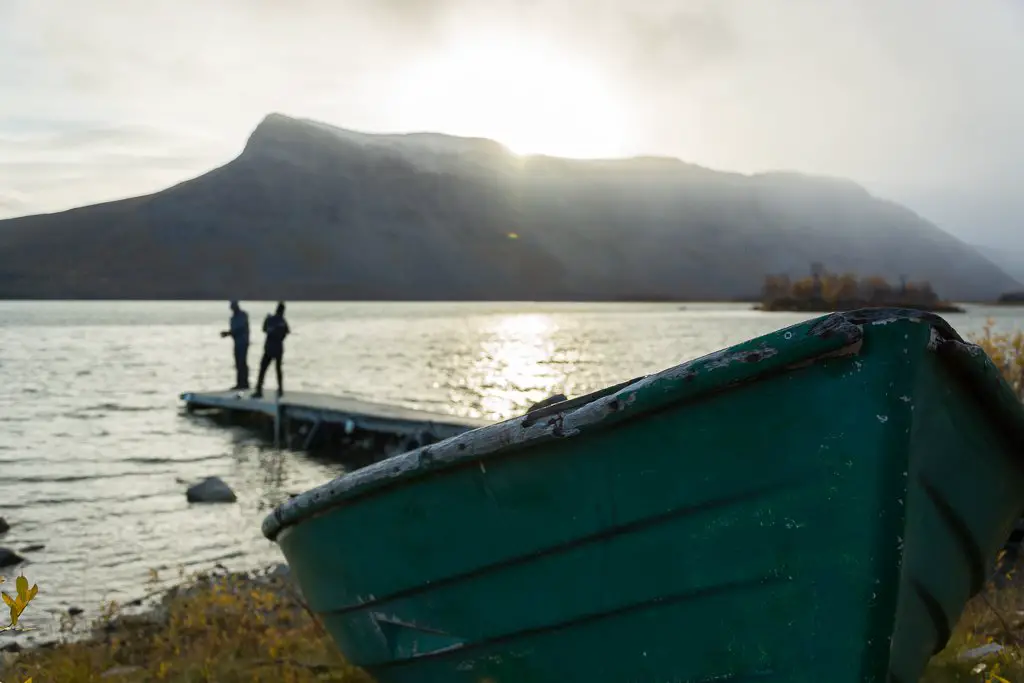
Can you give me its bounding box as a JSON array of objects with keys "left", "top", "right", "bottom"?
[
  {"left": 971, "top": 244, "right": 1024, "bottom": 287},
  {"left": 0, "top": 113, "right": 1017, "bottom": 301}
]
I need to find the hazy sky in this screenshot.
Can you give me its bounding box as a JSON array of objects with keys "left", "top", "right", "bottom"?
[{"left": 3, "top": 0, "right": 1023, "bottom": 253}]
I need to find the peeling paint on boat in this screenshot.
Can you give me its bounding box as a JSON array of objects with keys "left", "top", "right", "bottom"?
[
  {"left": 704, "top": 346, "right": 780, "bottom": 371},
  {"left": 786, "top": 338, "right": 864, "bottom": 370}
]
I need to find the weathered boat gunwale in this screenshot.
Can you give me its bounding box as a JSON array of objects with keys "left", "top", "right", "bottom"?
[
  {"left": 844, "top": 307, "right": 1024, "bottom": 450},
  {"left": 932, "top": 338, "right": 1024, "bottom": 456},
  {"left": 261, "top": 307, "right": 1006, "bottom": 542}
]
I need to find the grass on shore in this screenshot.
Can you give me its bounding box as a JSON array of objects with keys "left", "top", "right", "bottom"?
[
  {"left": 2, "top": 322, "right": 1024, "bottom": 682},
  {"left": 2, "top": 568, "right": 373, "bottom": 682},
  {"left": 920, "top": 559, "right": 1024, "bottom": 682}
]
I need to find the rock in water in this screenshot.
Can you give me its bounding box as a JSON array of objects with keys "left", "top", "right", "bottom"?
[
  {"left": 0, "top": 547, "right": 25, "bottom": 568},
  {"left": 0, "top": 517, "right": 9, "bottom": 534},
  {"left": 185, "top": 476, "right": 237, "bottom": 503}
]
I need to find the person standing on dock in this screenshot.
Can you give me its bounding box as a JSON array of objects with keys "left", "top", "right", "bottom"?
[
  {"left": 220, "top": 300, "right": 250, "bottom": 390},
  {"left": 253, "top": 302, "right": 290, "bottom": 399}
]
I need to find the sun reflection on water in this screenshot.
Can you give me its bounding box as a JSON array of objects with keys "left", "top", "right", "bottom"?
[{"left": 458, "top": 313, "right": 571, "bottom": 421}]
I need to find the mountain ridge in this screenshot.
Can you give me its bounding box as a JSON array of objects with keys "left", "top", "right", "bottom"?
[{"left": 0, "top": 112, "right": 1017, "bottom": 301}]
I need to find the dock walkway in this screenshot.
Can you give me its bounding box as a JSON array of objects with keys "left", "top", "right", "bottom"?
[{"left": 180, "top": 389, "right": 490, "bottom": 451}]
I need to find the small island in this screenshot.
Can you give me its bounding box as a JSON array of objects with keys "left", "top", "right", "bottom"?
[
  {"left": 997, "top": 291, "right": 1024, "bottom": 305},
  {"left": 757, "top": 263, "right": 965, "bottom": 314}
]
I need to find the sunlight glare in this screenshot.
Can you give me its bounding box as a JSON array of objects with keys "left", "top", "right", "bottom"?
[
  {"left": 394, "top": 37, "right": 629, "bottom": 159},
  {"left": 468, "top": 314, "right": 564, "bottom": 420},
  {"left": 497, "top": 313, "right": 553, "bottom": 337}
]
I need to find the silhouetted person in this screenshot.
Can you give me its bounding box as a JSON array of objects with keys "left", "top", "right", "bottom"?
[
  {"left": 253, "top": 302, "right": 290, "bottom": 398},
  {"left": 220, "top": 300, "right": 250, "bottom": 390}
]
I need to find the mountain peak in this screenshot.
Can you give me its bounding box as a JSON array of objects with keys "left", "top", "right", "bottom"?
[{"left": 243, "top": 113, "right": 511, "bottom": 168}]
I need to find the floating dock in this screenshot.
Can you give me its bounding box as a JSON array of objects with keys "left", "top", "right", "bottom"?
[{"left": 180, "top": 389, "right": 491, "bottom": 453}]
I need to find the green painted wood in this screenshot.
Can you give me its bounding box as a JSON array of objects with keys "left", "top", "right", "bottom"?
[{"left": 263, "top": 309, "right": 1024, "bottom": 683}]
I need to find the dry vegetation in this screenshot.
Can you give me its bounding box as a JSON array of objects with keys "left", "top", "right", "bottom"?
[
  {"left": 972, "top": 320, "right": 1024, "bottom": 401},
  {"left": 1, "top": 323, "right": 1024, "bottom": 682},
  {"left": 922, "top": 561, "right": 1024, "bottom": 683},
  {"left": 1, "top": 567, "right": 373, "bottom": 683}
]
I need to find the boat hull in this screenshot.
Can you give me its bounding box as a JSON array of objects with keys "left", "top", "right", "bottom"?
[{"left": 265, "top": 309, "right": 1024, "bottom": 683}]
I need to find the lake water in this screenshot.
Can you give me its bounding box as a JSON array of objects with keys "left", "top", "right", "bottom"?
[{"left": 1, "top": 300, "right": 1022, "bottom": 637}]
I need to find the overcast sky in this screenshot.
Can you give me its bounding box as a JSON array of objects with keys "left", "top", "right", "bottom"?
[{"left": 3, "top": 0, "right": 1023, "bottom": 252}]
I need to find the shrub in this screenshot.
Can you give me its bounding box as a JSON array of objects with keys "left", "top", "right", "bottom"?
[{"left": 970, "top": 320, "right": 1024, "bottom": 399}]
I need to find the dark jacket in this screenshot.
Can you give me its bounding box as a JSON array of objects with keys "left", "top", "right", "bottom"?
[
  {"left": 263, "top": 313, "right": 290, "bottom": 353},
  {"left": 229, "top": 310, "right": 250, "bottom": 347}
]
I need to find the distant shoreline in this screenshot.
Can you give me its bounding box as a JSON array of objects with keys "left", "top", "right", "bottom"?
[
  {"left": 0, "top": 296, "right": 761, "bottom": 304},
  {"left": 755, "top": 300, "right": 967, "bottom": 314}
]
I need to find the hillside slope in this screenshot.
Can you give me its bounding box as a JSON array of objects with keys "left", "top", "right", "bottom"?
[
  {"left": 972, "top": 244, "right": 1024, "bottom": 289},
  {"left": 0, "top": 113, "right": 1017, "bottom": 301}
]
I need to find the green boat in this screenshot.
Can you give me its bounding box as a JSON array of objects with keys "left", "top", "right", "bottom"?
[{"left": 262, "top": 308, "right": 1024, "bottom": 683}]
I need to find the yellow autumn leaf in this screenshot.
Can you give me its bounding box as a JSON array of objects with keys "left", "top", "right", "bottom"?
[
  {"left": 16, "top": 575, "right": 30, "bottom": 602},
  {"left": 1, "top": 573, "right": 38, "bottom": 627},
  {"left": 15, "top": 574, "right": 37, "bottom": 604},
  {"left": 6, "top": 598, "right": 24, "bottom": 626}
]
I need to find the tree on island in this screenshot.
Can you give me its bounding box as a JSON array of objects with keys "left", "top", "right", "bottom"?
[{"left": 760, "top": 264, "right": 960, "bottom": 312}]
